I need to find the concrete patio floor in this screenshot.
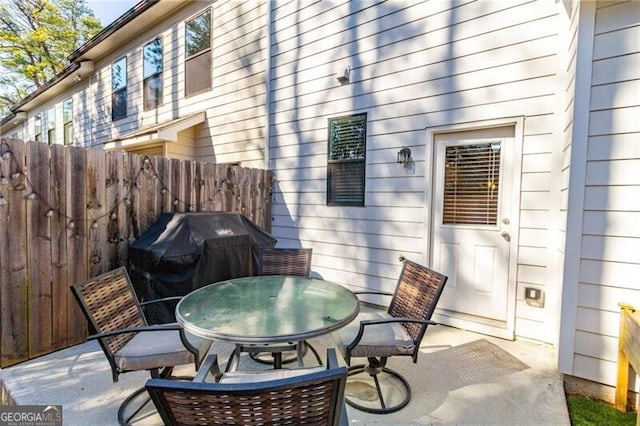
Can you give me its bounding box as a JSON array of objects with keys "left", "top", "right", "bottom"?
[{"left": 1, "top": 325, "right": 570, "bottom": 425}]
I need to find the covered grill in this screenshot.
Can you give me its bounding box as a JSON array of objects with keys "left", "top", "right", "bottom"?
[{"left": 128, "top": 212, "right": 276, "bottom": 322}]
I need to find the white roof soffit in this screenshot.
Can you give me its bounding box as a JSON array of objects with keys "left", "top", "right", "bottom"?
[{"left": 103, "top": 112, "right": 206, "bottom": 150}]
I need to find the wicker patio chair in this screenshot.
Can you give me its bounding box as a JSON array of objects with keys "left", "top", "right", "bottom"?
[
  {"left": 146, "top": 347, "right": 349, "bottom": 426},
  {"left": 257, "top": 247, "right": 313, "bottom": 276},
  {"left": 245, "top": 247, "right": 322, "bottom": 367},
  {"left": 331, "top": 258, "right": 448, "bottom": 414},
  {"left": 70, "top": 267, "right": 212, "bottom": 425}
]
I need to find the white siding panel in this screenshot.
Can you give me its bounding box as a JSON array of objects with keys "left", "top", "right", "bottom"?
[
  {"left": 584, "top": 186, "right": 640, "bottom": 211},
  {"left": 588, "top": 134, "right": 640, "bottom": 161},
  {"left": 518, "top": 246, "right": 548, "bottom": 267},
  {"left": 578, "top": 281, "right": 640, "bottom": 311},
  {"left": 580, "top": 259, "right": 640, "bottom": 287},
  {"left": 591, "top": 80, "right": 640, "bottom": 110},
  {"left": 581, "top": 235, "right": 640, "bottom": 263},
  {"left": 594, "top": 1, "right": 640, "bottom": 34},
  {"left": 576, "top": 306, "right": 621, "bottom": 336},
  {"left": 573, "top": 354, "right": 617, "bottom": 387},
  {"left": 583, "top": 211, "right": 640, "bottom": 237},
  {"left": 589, "top": 106, "right": 640, "bottom": 136},
  {"left": 520, "top": 210, "right": 551, "bottom": 229},
  {"left": 521, "top": 173, "right": 551, "bottom": 191},
  {"left": 519, "top": 229, "right": 550, "bottom": 248},
  {"left": 586, "top": 159, "right": 640, "bottom": 185},
  {"left": 514, "top": 315, "right": 549, "bottom": 342},
  {"left": 574, "top": 330, "right": 617, "bottom": 361},
  {"left": 520, "top": 192, "right": 551, "bottom": 211},
  {"left": 517, "top": 264, "right": 546, "bottom": 285},
  {"left": 593, "top": 26, "right": 640, "bottom": 60},
  {"left": 522, "top": 132, "right": 554, "bottom": 154},
  {"left": 591, "top": 53, "right": 640, "bottom": 85}
]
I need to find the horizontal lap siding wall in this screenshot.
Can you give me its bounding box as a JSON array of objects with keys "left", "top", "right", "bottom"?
[
  {"left": 25, "top": 1, "right": 266, "bottom": 168},
  {"left": 269, "top": 0, "right": 562, "bottom": 338},
  {"left": 572, "top": 0, "right": 640, "bottom": 387}
]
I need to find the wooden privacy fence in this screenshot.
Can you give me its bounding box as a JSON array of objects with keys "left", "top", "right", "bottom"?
[{"left": 0, "top": 138, "right": 273, "bottom": 367}]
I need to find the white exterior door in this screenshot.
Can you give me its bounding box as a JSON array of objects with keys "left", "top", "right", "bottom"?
[{"left": 430, "top": 127, "right": 518, "bottom": 339}]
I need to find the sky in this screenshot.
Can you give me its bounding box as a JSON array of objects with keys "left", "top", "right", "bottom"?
[{"left": 86, "top": 0, "right": 138, "bottom": 27}]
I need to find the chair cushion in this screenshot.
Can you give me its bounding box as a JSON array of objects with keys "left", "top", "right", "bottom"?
[
  {"left": 219, "top": 366, "right": 326, "bottom": 384},
  {"left": 332, "top": 308, "right": 416, "bottom": 359},
  {"left": 114, "top": 324, "right": 208, "bottom": 371}
]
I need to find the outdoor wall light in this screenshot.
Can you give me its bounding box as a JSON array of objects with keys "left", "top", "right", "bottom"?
[
  {"left": 397, "top": 147, "right": 412, "bottom": 164},
  {"left": 336, "top": 66, "right": 350, "bottom": 84}
]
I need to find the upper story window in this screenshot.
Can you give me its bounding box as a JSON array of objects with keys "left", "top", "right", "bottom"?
[
  {"left": 327, "top": 113, "right": 367, "bottom": 206},
  {"left": 34, "top": 113, "right": 42, "bottom": 142},
  {"left": 185, "top": 9, "right": 211, "bottom": 97},
  {"left": 143, "top": 38, "right": 163, "bottom": 110},
  {"left": 112, "top": 57, "right": 127, "bottom": 120},
  {"left": 63, "top": 98, "right": 73, "bottom": 145},
  {"left": 47, "top": 107, "right": 55, "bottom": 145}
]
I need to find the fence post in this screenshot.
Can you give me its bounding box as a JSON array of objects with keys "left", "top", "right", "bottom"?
[{"left": 616, "top": 303, "right": 639, "bottom": 419}]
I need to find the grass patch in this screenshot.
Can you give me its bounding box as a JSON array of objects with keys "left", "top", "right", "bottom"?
[{"left": 566, "top": 394, "right": 636, "bottom": 426}]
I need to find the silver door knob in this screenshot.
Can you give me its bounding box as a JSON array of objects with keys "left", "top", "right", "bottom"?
[{"left": 501, "top": 231, "right": 511, "bottom": 242}]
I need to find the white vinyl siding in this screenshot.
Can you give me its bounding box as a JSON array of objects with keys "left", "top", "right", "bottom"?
[
  {"left": 269, "top": 0, "right": 563, "bottom": 321},
  {"left": 571, "top": 0, "right": 640, "bottom": 387},
  {"left": 68, "top": 1, "right": 267, "bottom": 165}
]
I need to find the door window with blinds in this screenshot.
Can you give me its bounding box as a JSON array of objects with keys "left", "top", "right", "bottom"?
[
  {"left": 443, "top": 142, "right": 501, "bottom": 225},
  {"left": 327, "top": 113, "right": 366, "bottom": 206}
]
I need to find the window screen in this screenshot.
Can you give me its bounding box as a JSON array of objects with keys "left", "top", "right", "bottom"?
[
  {"left": 327, "top": 113, "right": 367, "bottom": 206},
  {"left": 47, "top": 107, "right": 55, "bottom": 145},
  {"left": 112, "top": 57, "right": 127, "bottom": 120},
  {"left": 143, "top": 38, "right": 163, "bottom": 110},
  {"left": 185, "top": 9, "right": 211, "bottom": 97},
  {"left": 443, "top": 142, "right": 501, "bottom": 225},
  {"left": 34, "top": 113, "right": 42, "bottom": 141},
  {"left": 63, "top": 98, "right": 73, "bottom": 145}
]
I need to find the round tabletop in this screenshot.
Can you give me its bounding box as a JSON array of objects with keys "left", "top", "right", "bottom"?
[{"left": 176, "top": 275, "right": 360, "bottom": 343}]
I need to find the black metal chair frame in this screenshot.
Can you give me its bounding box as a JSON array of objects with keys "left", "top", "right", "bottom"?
[
  {"left": 340, "top": 258, "right": 448, "bottom": 414},
  {"left": 146, "top": 348, "right": 349, "bottom": 426},
  {"left": 70, "top": 267, "right": 210, "bottom": 425}
]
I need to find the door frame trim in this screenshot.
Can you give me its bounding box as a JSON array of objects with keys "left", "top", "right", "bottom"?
[{"left": 424, "top": 116, "right": 524, "bottom": 340}]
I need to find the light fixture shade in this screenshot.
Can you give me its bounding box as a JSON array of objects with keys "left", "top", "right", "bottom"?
[{"left": 397, "top": 147, "right": 412, "bottom": 164}]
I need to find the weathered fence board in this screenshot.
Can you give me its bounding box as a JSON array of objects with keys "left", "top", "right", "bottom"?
[
  {"left": 26, "top": 141, "right": 53, "bottom": 358},
  {"left": 66, "top": 145, "right": 89, "bottom": 347},
  {"left": 50, "top": 144, "right": 69, "bottom": 349},
  {"left": 0, "top": 138, "right": 273, "bottom": 367},
  {"left": 1, "top": 139, "right": 28, "bottom": 366}
]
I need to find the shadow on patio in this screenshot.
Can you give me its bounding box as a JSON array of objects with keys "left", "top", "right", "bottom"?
[{"left": 1, "top": 324, "right": 569, "bottom": 425}]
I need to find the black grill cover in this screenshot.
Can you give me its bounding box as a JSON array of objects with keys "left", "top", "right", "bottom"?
[{"left": 128, "top": 212, "right": 276, "bottom": 323}]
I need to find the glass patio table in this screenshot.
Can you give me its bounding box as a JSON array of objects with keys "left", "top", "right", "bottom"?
[{"left": 176, "top": 275, "right": 360, "bottom": 370}]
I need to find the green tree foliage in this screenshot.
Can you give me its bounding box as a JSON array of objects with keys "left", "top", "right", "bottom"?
[{"left": 0, "top": 0, "right": 101, "bottom": 115}]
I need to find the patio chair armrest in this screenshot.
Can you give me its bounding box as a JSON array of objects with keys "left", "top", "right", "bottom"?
[
  {"left": 193, "top": 353, "right": 222, "bottom": 383},
  {"left": 326, "top": 347, "right": 339, "bottom": 369},
  {"left": 139, "top": 296, "right": 182, "bottom": 307},
  {"left": 346, "top": 318, "right": 439, "bottom": 351},
  {"left": 352, "top": 290, "right": 393, "bottom": 297},
  {"left": 87, "top": 324, "right": 182, "bottom": 340}
]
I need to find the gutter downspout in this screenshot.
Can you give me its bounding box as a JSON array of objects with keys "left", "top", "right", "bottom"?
[{"left": 264, "top": 0, "right": 273, "bottom": 171}]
